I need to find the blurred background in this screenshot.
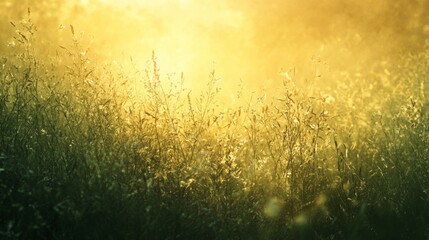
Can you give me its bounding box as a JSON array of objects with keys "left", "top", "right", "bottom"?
[{"left": 2, "top": 0, "right": 428, "bottom": 97}]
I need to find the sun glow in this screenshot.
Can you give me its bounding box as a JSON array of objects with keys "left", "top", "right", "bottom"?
[
  {"left": 4, "top": 0, "right": 427, "bottom": 101},
  {"left": 2, "top": 1, "right": 429, "bottom": 238}
]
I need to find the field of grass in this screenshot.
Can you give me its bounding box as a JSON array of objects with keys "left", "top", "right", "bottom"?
[{"left": 1, "top": 9, "right": 429, "bottom": 240}]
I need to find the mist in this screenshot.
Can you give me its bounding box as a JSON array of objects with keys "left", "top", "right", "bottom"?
[{"left": 2, "top": 0, "right": 428, "bottom": 97}]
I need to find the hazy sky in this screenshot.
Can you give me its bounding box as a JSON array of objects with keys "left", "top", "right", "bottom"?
[{"left": 2, "top": 0, "right": 428, "bottom": 97}]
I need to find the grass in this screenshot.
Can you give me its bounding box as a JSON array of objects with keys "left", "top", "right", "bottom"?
[{"left": 1, "top": 13, "right": 429, "bottom": 240}]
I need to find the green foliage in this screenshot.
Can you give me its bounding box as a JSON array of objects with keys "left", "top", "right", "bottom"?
[{"left": 1, "top": 14, "right": 428, "bottom": 240}]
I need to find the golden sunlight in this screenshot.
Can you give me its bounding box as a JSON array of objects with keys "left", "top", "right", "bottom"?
[
  {"left": 2, "top": 1, "right": 429, "bottom": 238},
  {"left": 4, "top": 0, "right": 427, "bottom": 99},
  {"left": 62, "top": 0, "right": 423, "bottom": 98}
]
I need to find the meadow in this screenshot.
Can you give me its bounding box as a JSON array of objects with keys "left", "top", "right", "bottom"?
[{"left": 1, "top": 6, "right": 429, "bottom": 240}]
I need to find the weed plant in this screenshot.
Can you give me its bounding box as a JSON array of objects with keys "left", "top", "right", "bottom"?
[{"left": 1, "top": 14, "right": 428, "bottom": 240}]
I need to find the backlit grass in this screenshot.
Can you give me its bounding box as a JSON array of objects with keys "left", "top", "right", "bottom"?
[{"left": 1, "top": 9, "right": 428, "bottom": 240}]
